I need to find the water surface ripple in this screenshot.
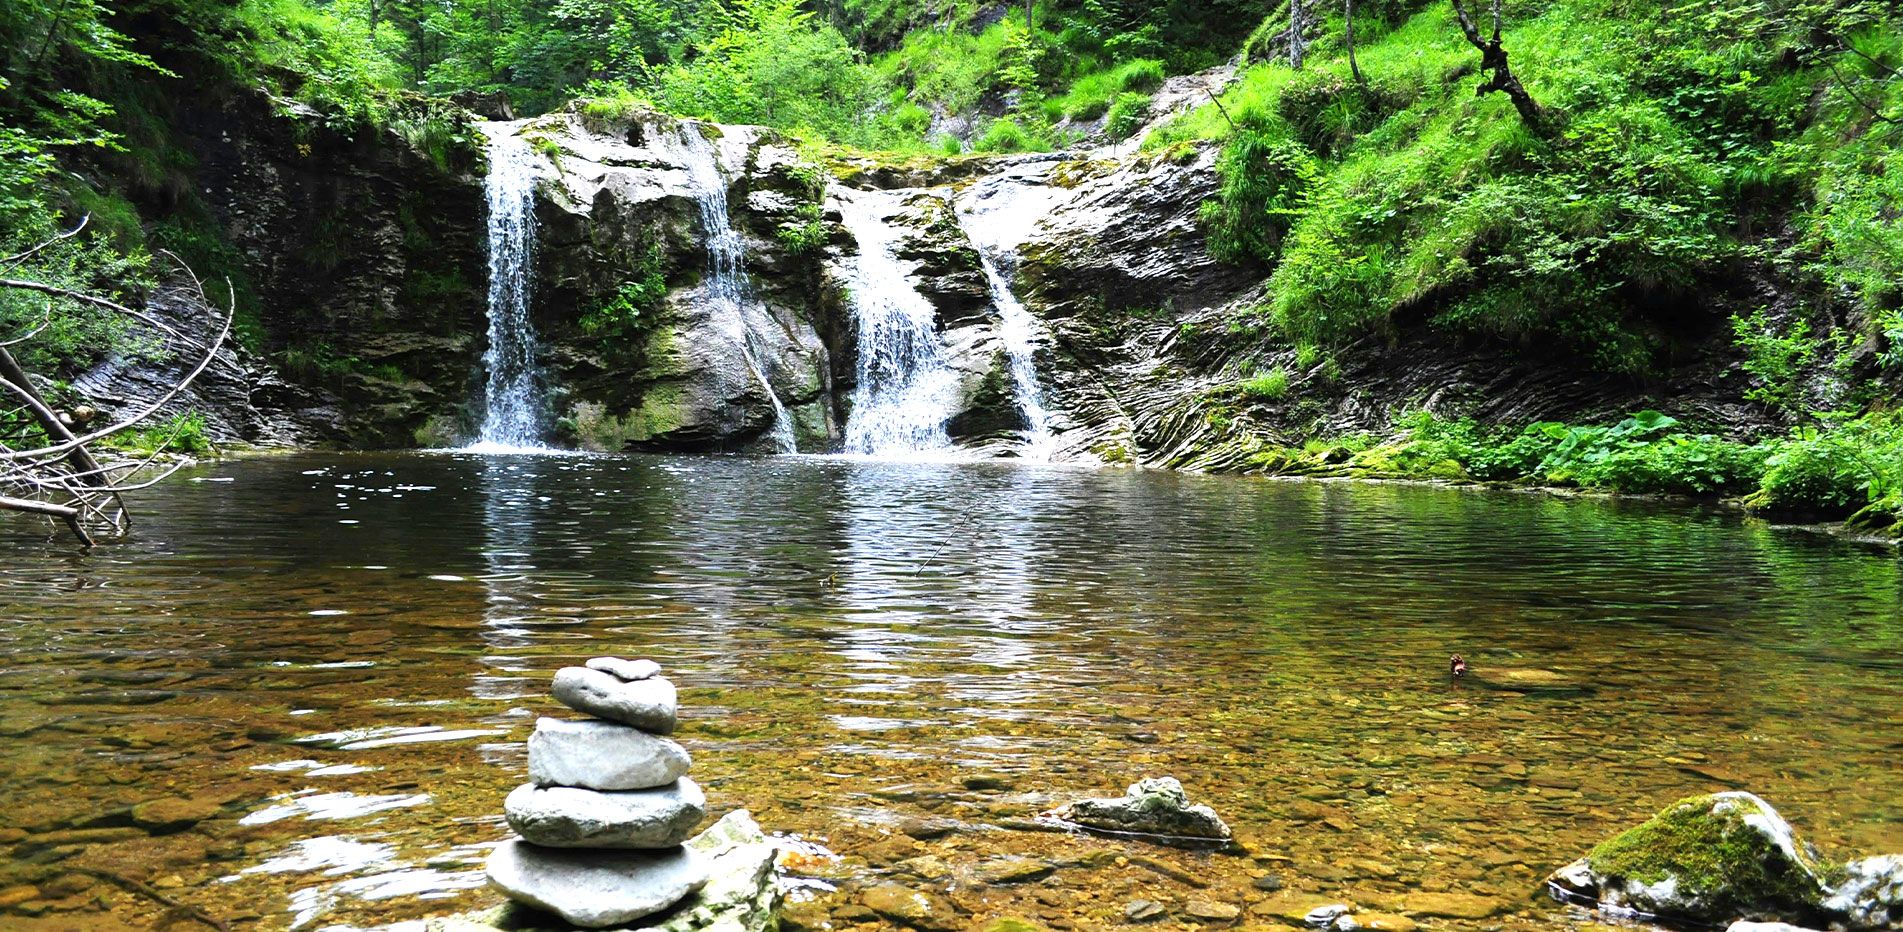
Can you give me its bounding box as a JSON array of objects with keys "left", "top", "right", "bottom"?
[{"left": 1, "top": 453, "right": 1898, "bottom": 930}]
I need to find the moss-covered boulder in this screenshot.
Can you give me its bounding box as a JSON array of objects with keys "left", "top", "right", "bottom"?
[{"left": 1546, "top": 792, "right": 1832, "bottom": 925}]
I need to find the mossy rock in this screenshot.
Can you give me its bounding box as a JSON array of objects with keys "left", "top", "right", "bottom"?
[{"left": 1548, "top": 792, "right": 1832, "bottom": 925}]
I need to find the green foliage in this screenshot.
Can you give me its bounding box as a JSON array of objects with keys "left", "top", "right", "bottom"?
[
  {"left": 580, "top": 239, "right": 668, "bottom": 345},
  {"left": 1051, "top": 57, "right": 1165, "bottom": 121},
  {"left": 99, "top": 412, "right": 213, "bottom": 457},
  {"left": 1728, "top": 307, "right": 1819, "bottom": 413},
  {"left": 1103, "top": 92, "right": 1151, "bottom": 140},
  {"left": 1200, "top": 110, "right": 1317, "bottom": 266},
  {"left": 1171, "top": 0, "right": 1903, "bottom": 375},
  {"left": 974, "top": 118, "right": 1036, "bottom": 154},
  {"left": 651, "top": 0, "right": 883, "bottom": 145},
  {"left": 1751, "top": 413, "right": 1903, "bottom": 528},
  {"left": 1236, "top": 367, "right": 1290, "bottom": 401},
  {"left": 775, "top": 203, "right": 829, "bottom": 256}
]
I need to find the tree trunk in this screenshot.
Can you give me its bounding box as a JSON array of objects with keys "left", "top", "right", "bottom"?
[
  {"left": 0, "top": 345, "right": 109, "bottom": 488},
  {"left": 1025, "top": 0, "right": 1034, "bottom": 30},
  {"left": 1450, "top": 0, "right": 1543, "bottom": 129},
  {"left": 1346, "top": 0, "right": 1363, "bottom": 83},
  {"left": 1288, "top": 0, "right": 1307, "bottom": 69}
]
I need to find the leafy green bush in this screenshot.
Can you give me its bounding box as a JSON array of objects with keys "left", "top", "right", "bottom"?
[
  {"left": 1237, "top": 367, "right": 1290, "bottom": 400},
  {"left": 100, "top": 412, "right": 213, "bottom": 457},
  {"left": 581, "top": 240, "right": 669, "bottom": 346},
  {"left": 1103, "top": 92, "right": 1152, "bottom": 140},
  {"left": 1751, "top": 414, "right": 1903, "bottom": 525},
  {"left": 974, "top": 119, "right": 1035, "bottom": 153},
  {"left": 776, "top": 204, "right": 830, "bottom": 255},
  {"left": 1054, "top": 57, "right": 1167, "bottom": 120},
  {"left": 1199, "top": 109, "right": 1316, "bottom": 265},
  {"left": 1728, "top": 307, "right": 1819, "bottom": 413}
]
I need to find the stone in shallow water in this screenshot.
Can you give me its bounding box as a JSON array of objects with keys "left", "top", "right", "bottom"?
[
  {"left": 484, "top": 839, "right": 708, "bottom": 929},
  {"left": 587, "top": 657, "right": 661, "bottom": 682},
  {"left": 553, "top": 668, "right": 678, "bottom": 734},
  {"left": 1546, "top": 791, "right": 1830, "bottom": 924},
  {"left": 1049, "top": 776, "right": 1231, "bottom": 842},
  {"left": 528, "top": 717, "right": 690, "bottom": 791},
  {"left": 423, "top": 811, "right": 779, "bottom": 932},
  {"left": 505, "top": 780, "right": 705, "bottom": 849},
  {"left": 1824, "top": 854, "right": 1903, "bottom": 929}
]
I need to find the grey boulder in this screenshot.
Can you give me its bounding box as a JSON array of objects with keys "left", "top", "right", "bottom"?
[
  {"left": 1050, "top": 776, "right": 1231, "bottom": 843},
  {"left": 553, "top": 667, "right": 678, "bottom": 734},
  {"left": 484, "top": 838, "right": 709, "bottom": 928},
  {"left": 587, "top": 657, "right": 661, "bottom": 682},
  {"left": 528, "top": 717, "right": 691, "bottom": 791},
  {"left": 414, "top": 809, "right": 780, "bottom": 932},
  {"left": 1824, "top": 855, "right": 1903, "bottom": 930},
  {"left": 505, "top": 779, "right": 706, "bottom": 849}
]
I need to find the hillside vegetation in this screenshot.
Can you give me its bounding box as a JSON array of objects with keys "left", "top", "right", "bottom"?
[{"left": 2, "top": 0, "right": 1899, "bottom": 532}]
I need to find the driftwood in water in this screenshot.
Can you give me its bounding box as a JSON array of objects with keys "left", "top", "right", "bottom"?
[{"left": 0, "top": 216, "right": 233, "bottom": 546}]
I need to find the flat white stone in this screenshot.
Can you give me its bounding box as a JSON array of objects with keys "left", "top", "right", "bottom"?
[
  {"left": 552, "top": 668, "right": 677, "bottom": 734},
  {"left": 586, "top": 657, "right": 660, "bottom": 682},
  {"left": 528, "top": 717, "right": 691, "bottom": 791},
  {"left": 505, "top": 779, "right": 705, "bottom": 849},
  {"left": 485, "top": 839, "right": 708, "bottom": 928}
]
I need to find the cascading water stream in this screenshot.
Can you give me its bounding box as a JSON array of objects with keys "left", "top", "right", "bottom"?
[
  {"left": 835, "top": 189, "right": 960, "bottom": 457},
  {"left": 957, "top": 183, "right": 1060, "bottom": 460},
  {"left": 971, "top": 246, "right": 1056, "bottom": 458},
  {"left": 468, "top": 123, "right": 552, "bottom": 453},
  {"left": 652, "top": 124, "right": 796, "bottom": 453}
]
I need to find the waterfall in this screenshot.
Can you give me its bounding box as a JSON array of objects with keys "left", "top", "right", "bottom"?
[
  {"left": 835, "top": 189, "right": 960, "bottom": 457},
  {"left": 469, "top": 123, "right": 551, "bottom": 453},
  {"left": 972, "top": 249, "right": 1056, "bottom": 459},
  {"left": 956, "top": 184, "right": 1059, "bottom": 459},
  {"left": 651, "top": 124, "right": 796, "bottom": 453}
]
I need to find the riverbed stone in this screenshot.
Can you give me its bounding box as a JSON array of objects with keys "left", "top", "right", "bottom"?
[
  {"left": 504, "top": 780, "right": 706, "bottom": 849},
  {"left": 587, "top": 657, "right": 661, "bottom": 682},
  {"left": 552, "top": 667, "right": 678, "bottom": 734},
  {"left": 484, "top": 839, "right": 709, "bottom": 928},
  {"left": 1402, "top": 892, "right": 1504, "bottom": 919},
  {"left": 527, "top": 717, "right": 691, "bottom": 791},
  {"left": 1824, "top": 854, "right": 1903, "bottom": 929},
  {"left": 1546, "top": 792, "right": 1831, "bottom": 924},
  {"left": 1183, "top": 898, "right": 1240, "bottom": 922},
  {"left": 861, "top": 882, "right": 958, "bottom": 930},
  {"left": 130, "top": 795, "right": 223, "bottom": 833},
  {"left": 1049, "top": 776, "right": 1230, "bottom": 842},
  {"left": 976, "top": 856, "right": 1053, "bottom": 885}
]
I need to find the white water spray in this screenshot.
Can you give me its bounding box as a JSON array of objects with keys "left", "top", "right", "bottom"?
[
  {"left": 652, "top": 124, "right": 796, "bottom": 453},
  {"left": 835, "top": 189, "right": 960, "bottom": 456},
  {"left": 468, "top": 124, "right": 552, "bottom": 454}
]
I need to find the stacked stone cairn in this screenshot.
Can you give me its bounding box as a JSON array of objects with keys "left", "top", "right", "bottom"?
[{"left": 485, "top": 657, "right": 710, "bottom": 929}]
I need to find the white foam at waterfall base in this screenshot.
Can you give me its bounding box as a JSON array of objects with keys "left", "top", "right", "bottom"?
[
  {"left": 465, "top": 123, "right": 557, "bottom": 454},
  {"left": 650, "top": 123, "right": 797, "bottom": 453},
  {"left": 836, "top": 188, "right": 962, "bottom": 457}
]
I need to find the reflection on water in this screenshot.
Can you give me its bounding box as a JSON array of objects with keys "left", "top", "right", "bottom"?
[{"left": 0, "top": 453, "right": 1899, "bottom": 930}]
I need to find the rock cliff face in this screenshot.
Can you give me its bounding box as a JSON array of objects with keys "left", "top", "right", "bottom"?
[
  {"left": 154, "top": 91, "right": 490, "bottom": 447},
  {"left": 90, "top": 92, "right": 1786, "bottom": 462}
]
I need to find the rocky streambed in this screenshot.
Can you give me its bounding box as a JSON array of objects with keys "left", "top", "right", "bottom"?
[{"left": 0, "top": 454, "right": 1899, "bottom": 931}]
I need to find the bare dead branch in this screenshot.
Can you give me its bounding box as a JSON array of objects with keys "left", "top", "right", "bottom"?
[
  {"left": 2, "top": 290, "right": 230, "bottom": 461},
  {"left": 1, "top": 221, "right": 232, "bottom": 545},
  {"left": 1, "top": 214, "right": 88, "bottom": 271}
]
